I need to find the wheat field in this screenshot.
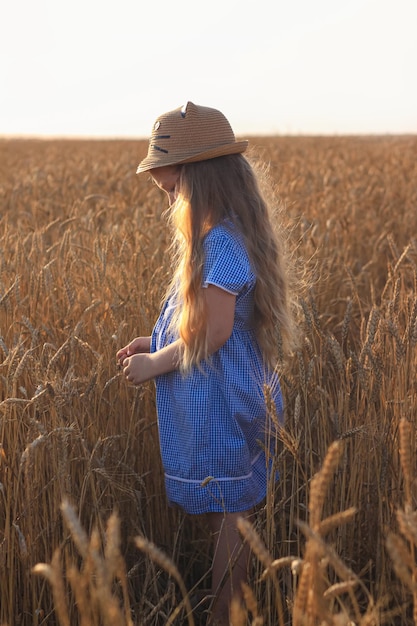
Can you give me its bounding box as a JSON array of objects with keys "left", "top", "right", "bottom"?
[{"left": 1, "top": 135, "right": 417, "bottom": 625}]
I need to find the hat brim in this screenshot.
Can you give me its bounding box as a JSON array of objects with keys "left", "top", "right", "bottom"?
[{"left": 136, "top": 140, "right": 248, "bottom": 174}]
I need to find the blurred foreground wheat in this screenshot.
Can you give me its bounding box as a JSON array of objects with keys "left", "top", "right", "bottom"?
[{"left": 34, "top": 423, "right": 417, "bottom": 625}]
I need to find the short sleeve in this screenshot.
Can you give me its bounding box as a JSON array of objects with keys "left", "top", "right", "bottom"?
[{"left": 202, "top": 225, "right": 254, "bottom": 295}]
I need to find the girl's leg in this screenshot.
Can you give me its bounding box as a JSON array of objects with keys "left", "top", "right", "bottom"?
[{"left": 206, "top": 510, "right": 251, "bottom": 625}]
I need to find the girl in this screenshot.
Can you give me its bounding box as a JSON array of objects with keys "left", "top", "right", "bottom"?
[{"left": 117, "top": 102, "right": 295, "bottom": 625}]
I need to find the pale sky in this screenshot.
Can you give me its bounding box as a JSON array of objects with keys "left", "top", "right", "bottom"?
[{"left": 1, "top": 0, "right": 416, "bottom": 137}]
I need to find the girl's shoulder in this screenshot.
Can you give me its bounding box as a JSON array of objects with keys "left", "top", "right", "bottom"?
[
  {"left": 203, "top": 220, "right": 255, "bottom": 291},
  {"left": 204, "top": 219, "right": 245, "bottom": 250},
  {"left": 203, "top": 220, "right": 252, "bottom": 272}
]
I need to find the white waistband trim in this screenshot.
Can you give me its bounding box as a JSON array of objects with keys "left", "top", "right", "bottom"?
[
  {"left": 164, "top": 451, "right": 263, "bottom": 485},
  {"left": 164, "top": 471, "right": 254, "bottom": 484}
]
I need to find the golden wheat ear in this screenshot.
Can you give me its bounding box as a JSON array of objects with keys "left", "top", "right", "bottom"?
[
  {"left": 134, "top": 535, "right": 195, "bottom": 626},
  {"left": 385, "top": 418, "right": 417, "bottom": 623},
  {"left": 33, "top": 549, "right": 71, "bottom": 626},
  {"left": 34, "top": 502, "right": 135, "bottom": 626}
]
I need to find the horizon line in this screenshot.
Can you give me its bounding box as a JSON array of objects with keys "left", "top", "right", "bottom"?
[{"left": 2, "top": 130, "right": 416, "bottom": 141}]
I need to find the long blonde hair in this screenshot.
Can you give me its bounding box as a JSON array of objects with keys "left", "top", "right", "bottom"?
[{"left": 166, "top": 154, "right": 295, "bottom": 370}]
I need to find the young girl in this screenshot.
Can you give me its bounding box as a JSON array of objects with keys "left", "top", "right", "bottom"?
[{"left": 117, "top": 102, "right": 295, "bottom": 625}]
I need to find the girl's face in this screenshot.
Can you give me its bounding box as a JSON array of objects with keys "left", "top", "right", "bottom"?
[{"left": 150, "top": 166, "right": 181, "bottom": 204}]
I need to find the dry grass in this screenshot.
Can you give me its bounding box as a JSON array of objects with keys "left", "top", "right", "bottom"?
[{"left": 1, "top": 135, "right": 417, "bottom": 625}]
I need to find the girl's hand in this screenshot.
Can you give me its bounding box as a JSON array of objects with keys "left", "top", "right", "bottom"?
[
  {"left": 116, "top": 336, "right": 151, "bottom": 366},
  {"left": 122, "top": 353, "right": 155, "bottom": 385}
]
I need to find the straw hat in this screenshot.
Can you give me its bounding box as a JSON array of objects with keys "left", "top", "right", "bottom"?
[{"left": 137, "top": 101, "right": 248, "bottom": 173}]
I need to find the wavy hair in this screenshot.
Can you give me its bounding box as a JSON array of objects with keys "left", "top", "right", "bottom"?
[{"left": 166, "top": 153, "right": 296, "bottom": 371}]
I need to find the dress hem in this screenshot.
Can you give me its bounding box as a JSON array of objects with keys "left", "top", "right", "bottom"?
[{"left": 164, "top": 452, "right": 278, "bottom": 515}]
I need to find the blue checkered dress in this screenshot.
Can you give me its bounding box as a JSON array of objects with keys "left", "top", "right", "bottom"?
[{"left": 150, "top": 222, "right": 283, "bottom": 514}]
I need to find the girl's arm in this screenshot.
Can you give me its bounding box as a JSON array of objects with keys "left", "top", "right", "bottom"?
[{"left": 122, "top": 285, "right": 235, "bottom": 385}]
